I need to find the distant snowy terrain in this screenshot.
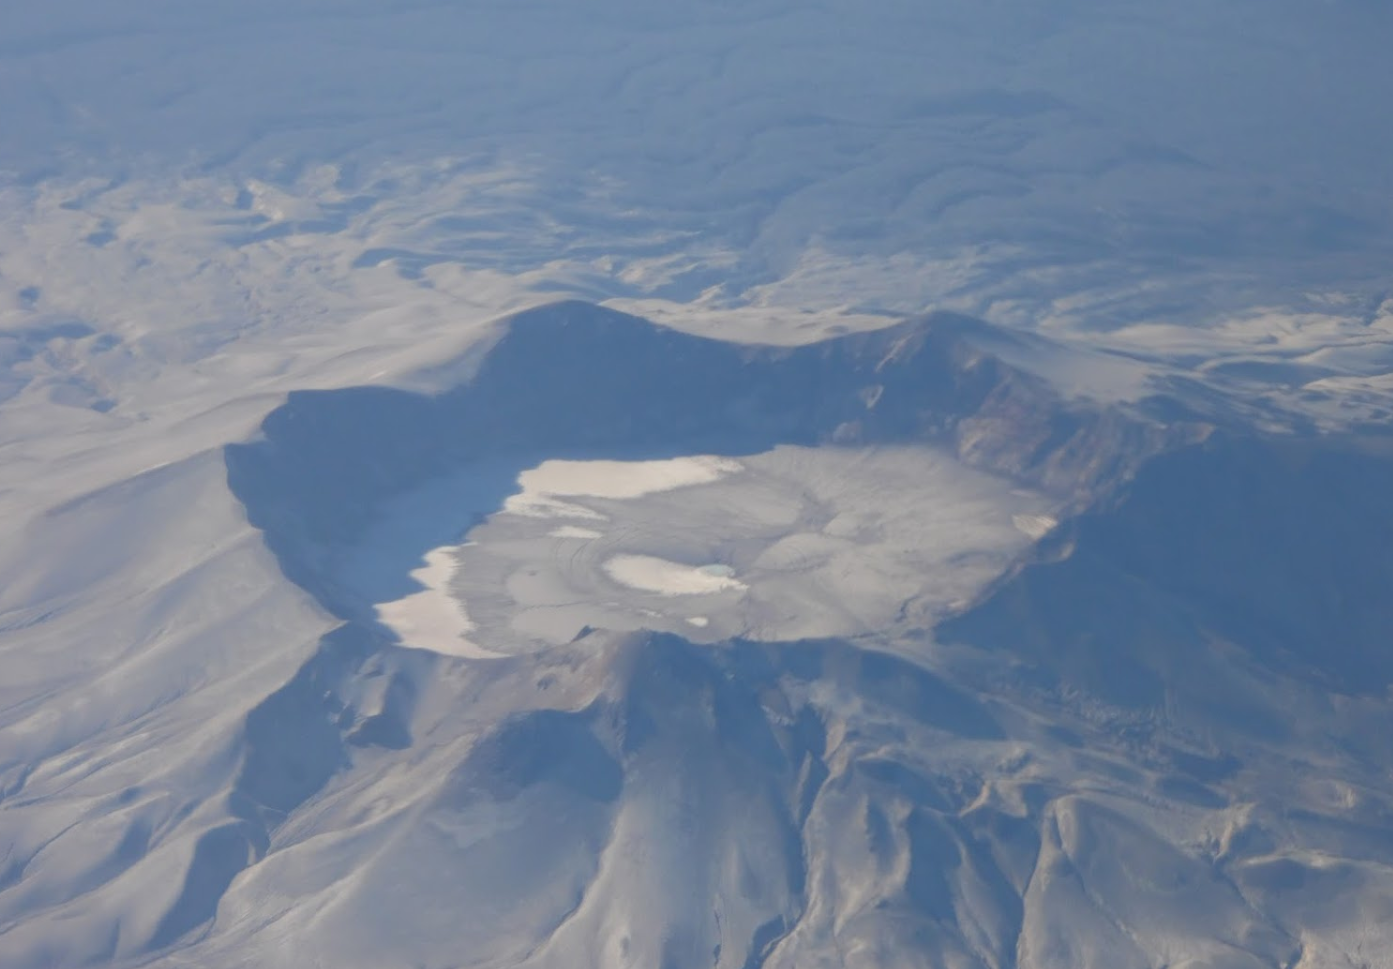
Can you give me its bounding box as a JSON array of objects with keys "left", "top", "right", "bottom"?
[{"left": 2, "top": 2, "right": 1393, "bottom": 968}]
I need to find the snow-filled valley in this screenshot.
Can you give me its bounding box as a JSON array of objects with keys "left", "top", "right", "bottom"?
[{"left": 3, "top": 2, "right": 1393, "bottom": 968}]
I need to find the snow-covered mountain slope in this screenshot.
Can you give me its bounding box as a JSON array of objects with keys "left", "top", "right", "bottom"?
[
  {"left": 4, "top": 0, "right": 1393, "bottom": 344},
  {"left": 5, "top": 301, "right": 1393, "bottom": 968},
  {"left": 3, "top": 1, "right": 1393, "bottom": 967}
]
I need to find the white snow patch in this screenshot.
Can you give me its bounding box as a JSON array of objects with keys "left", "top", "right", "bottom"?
[
  {"left": 1012, "top": 514, "right": 1059, "bottom": 540},
  {"left": 504, "top": 456, "right": 742, "bottom": 520},
  {"left": 549, "top": 525, "right": 604, "bottom": 540},
  {"left": 528, "top": 456, "right": 739, "bottom": 499},
  {"left": 374, "top": 548, "right": 501, "bottom": 659},
  {"left": 504, "top": 494, "right": 609, "bottom": 521},
  {"left": 603, "top": 555, "right": 748, "bottom": 597}
]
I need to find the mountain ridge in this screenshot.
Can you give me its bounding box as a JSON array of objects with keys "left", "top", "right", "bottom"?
[{"left": 6, "top": 301, "right": 1393, "bottom": 967}]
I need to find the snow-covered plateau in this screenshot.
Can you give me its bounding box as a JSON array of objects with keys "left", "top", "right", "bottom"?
[{"left": 3, "top": 2, "right": 1393, "bottom": 968}]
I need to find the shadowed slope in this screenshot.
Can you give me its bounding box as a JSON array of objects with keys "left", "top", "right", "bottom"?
[{"left": 941, "top": 434, "right": 1393, "bottom": 703}]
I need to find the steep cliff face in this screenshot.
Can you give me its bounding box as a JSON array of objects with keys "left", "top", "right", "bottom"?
[{"left": 943, "top": 434, "right": 1393, "bottom": 701}]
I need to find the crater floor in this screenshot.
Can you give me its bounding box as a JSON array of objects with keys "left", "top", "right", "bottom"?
[{"left": 343, "top": 446, "right": 1057, "bottom": 657}]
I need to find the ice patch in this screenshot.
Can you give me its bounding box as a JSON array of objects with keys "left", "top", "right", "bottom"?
[
  {"left": 504, "top": 494, "right": 608, "bottom": 521},
  {"left": 603, "top": 555, "right": 748, "bottom": 597},
  {"left": 374, "top": 548, "right": 501, "bottom": 659},
  {"left": 504, "top": 456, "right": 742, "bottom": 520},
  {"left": 1012, "top": 514, "right": 1058, "bottom": 540},
  {"left": 549, "top": 526, "right": 604, "bottom": 540},
  {"left": 697, "top": 564, "right": 736, "bottom": 578}
]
